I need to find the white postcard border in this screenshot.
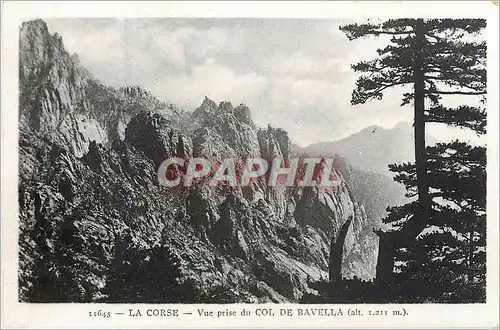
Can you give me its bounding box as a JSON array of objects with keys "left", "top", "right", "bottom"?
[{"left": 1, "top": 1, "right": 499, "bottom": 328}]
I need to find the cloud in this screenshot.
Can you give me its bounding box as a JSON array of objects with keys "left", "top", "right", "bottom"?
[
  {"left": 270, "top": 53, "right": 349, "bottom": 82},
  {"left": 151, "top": 26, "right": 245, "bottom": 67},
  {"left": 47, "top": 19, "right": 127, "bottom": 67},
  {"left": 150, "top": 27, "right": 190, "bottom": 68},
  {"left": 42, "top": 18, "right": 481, "bottom": 147},
  {"left": 45, "top": 19, "right": 245, "bottom": 87},
  {"left": 148, "top": 58, "right": 268, "bottom": 109}
]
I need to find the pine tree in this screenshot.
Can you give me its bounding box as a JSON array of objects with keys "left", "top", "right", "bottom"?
[
  {"left": 340, "top": 19, "right": 486, "bottom": 285},
  {"left": 387, "top": 139, "right": 486, "bottom": 302}
]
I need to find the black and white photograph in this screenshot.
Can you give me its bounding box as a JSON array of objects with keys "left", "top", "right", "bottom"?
[
  {"left": 2, "top": 1, "right": 499, "bottom": 328},
  {"left": 16, "top": 15, "right": 489, "bottom": 304}
]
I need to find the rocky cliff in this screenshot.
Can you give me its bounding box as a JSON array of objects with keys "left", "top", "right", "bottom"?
[
  {"left": 19, "top": 20, "right": 180, "bottom": 157},
  {"left": 18, "top": 19, "right": 378, "bottom": 303}
]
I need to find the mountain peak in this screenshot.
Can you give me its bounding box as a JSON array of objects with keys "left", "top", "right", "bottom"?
[
  {"left": 201, "top": 96, "right": 217, "bottom": 109},
  {"left": 299, "top": 123, "right": 417, "bottom": 174},
  {"left": 394, "top": 121, "right": 412, "bottom": 131},
  {"left": 21, "top": 19, "right": 48, "bottom": 32},
  {"left": 360, "top": 125, "right": 383, "bottom": 134}
]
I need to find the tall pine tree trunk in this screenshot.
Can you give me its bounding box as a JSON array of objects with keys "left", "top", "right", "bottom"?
[
  {"left": 375, "top": 231, "right": 396, "bottom": 285},
  {"left": 376, "top": 20, "right": 430, "bottom": 284},
  {"left": 413, "top": 19, "right": 430, "bottom": 231}
]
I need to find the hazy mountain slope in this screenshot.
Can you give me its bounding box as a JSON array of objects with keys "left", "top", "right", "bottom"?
[
  {"left": 18, "top": 19, "right": 379, "bottom": 303},
  {"left": 294, "top": 123, "right": 427, "bottom": 224},
  {"left": 301, "top": 122, "right": 437, "bottom": 175}
]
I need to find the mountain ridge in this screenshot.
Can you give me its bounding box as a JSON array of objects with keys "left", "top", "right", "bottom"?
[
  {"left": 297, "top": 121, "right": 438, "bottom": 175},
  {"left": 18, "top": 19, "right": 379, "bottom": 303}
]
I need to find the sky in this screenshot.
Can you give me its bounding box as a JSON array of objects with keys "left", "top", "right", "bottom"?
[{"left": 45, "top": 18, "right": 484, "bottom": 147}]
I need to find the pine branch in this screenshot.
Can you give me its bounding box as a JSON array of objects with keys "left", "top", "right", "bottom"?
[
  {"left": 425, "top": 19, "right": 486, "bottom": 34},
  {"left": 424, "top": 40, "right": 486, "bottom": 94},
  {"left": 425, "top": 105, "right": 486, "bottom": 134},
  {"left": 339, "top": 21, "right": 415, "bottom": 41},
  {"left": 429, "top": 90, "right": 486, "bottom": 95},
  {"left": 425, "top": 75, "right": 486, "bottom": 92},
  {"left": 389, "top": 141, "right": 486, "bottom": 215}
]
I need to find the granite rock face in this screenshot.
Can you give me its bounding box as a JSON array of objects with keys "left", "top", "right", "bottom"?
[
  {"left": 19, "top": 20, "right": 172, "bottom": 156},
  {"left": 18, "top": 19, "right": 378, "bottom": 303}
]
